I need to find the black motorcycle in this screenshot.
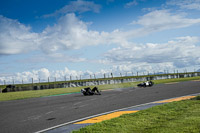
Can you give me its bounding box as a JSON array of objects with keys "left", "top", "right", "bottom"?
[{"left": 81, "top": 86, "right": 101, "bottom": 96}]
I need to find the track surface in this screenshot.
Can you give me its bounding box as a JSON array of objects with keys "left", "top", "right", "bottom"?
[{"left": 0, "top": 81, "right": 200, "bottom": 133}]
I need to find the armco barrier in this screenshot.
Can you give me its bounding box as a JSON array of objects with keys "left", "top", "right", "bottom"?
[{"left": 2, "top": 72, "right": 200, "bottom": 93}]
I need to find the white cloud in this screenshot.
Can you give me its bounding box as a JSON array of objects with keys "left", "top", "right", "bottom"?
[
  {"left": 1, "top": 8, "right": 200, "bottom": 75},
  {"left": 1, "top": 10, "right": 200, "bottom": 56},
  {"left": 38, "top": 68, "right": 50, "bottom": 80},
  {"left": 0, "top": 67, "right": 94, "bottom": 84},
  {"left": 42, "top": 10, "right": 200, "bottom": 54},
  {"left": 102, "top": 36, "right": 200, "bottom": 70},
  {"left": 108, "top": 10, "right": 200, "bottom": 47},
  {"left": 1, "top": 34, "right": 200, "bottom": 85},
  {"left": 111, "top": 62, "right": 175, "bottom": 75},
  {"left": 43, "top": 0, "right": 101, "bottom": 18},
  {"left": 40, "top": 13, "right": 103, "bottom": 54},
  {"left": 0, "top": 15, "right": 39, "bottom": 55},
  {"left": 132, "top": 10, "right": 200, "bottom": 30},
  {"left": 125, "top": 0, "right": 138, "bottom": 8},
  {"left": 167, "top": 0, "right": 200, "bottom": 10},
  {"left": 0, "top": 13, "right": 105, "bottom": 56}
]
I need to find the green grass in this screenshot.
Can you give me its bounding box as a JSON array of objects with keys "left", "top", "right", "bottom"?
[
  {"left": 0, "top": 86, "right": 82, "bottom": 101},
  {"left": 73, "top": 96, "right": 200, "bottom": 133},
  {"left": 153, "top": 76, "right": 200, "bottom": 84},
  {"left": 0, "top": 82, "right": 138, "bottom": 101},
  {"left": 0, "top": 76, "right": 200, "bottom": 101}
]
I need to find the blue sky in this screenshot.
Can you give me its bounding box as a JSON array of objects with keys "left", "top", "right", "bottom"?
[{"left": 0, "top": 0, "right": 200, "bottom": 84}]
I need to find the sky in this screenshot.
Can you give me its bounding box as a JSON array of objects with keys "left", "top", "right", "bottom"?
[{"left": 0, "top": 0, "right": 200, "bottom": 84}]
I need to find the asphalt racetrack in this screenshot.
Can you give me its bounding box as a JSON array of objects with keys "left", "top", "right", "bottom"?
[{"left": 0, "top": 80, "right": 200, "bottom": 133}]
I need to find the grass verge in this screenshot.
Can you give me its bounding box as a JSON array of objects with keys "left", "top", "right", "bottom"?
[
  {"left": 153, "top": 76, "right": 200, "bottom": 84},
  {"left": 73, "top": 96, "right": 200, "bottom": 133},
  {"left": 0, "top": 76, "right": 200, "bottom": 101},
  {"left": 0, "top": 82, "right": 138, "bottom": 101}
]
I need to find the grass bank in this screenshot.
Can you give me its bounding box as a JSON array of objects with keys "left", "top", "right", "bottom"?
[
  {"left": 0, "top": 76, "right": 200, "bottom": 101},
  {"left": 73, "top": 96, "right": 200, "bottom": 133}
]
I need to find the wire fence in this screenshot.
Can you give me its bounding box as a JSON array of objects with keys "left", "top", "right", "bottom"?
[
  {"left": 1, "top": 71, "right": 200, "bottom": 93},
  {"left": 0, "top": 69, "right": 196, "bottom": 86}
]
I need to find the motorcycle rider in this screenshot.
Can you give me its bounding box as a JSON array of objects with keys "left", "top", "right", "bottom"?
[
  {"left": 145, "top": 81, "right": 149, "bottom": 86},
  {"left": 81, "top": 86, "right": 101, "bottom": 95},
  {"left": 144, "top": 80, "right": 153, "bottom": 86},
  {"left": 137, "top": 80, "right": 154, "bottom": 87}
]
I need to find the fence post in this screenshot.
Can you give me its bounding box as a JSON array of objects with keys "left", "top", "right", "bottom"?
[
  {"left": 32, "top": 78, "right": 34, "bottom": 90},
  {"left": 177, "top": 70, "right": 179, "bottom": 78}
]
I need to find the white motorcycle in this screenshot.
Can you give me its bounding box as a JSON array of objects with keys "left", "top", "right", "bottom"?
[{"left": 137, "top": 81, "right": 154, "bottom": 87}]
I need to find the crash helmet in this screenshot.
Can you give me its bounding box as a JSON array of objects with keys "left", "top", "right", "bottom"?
[{"left": 81, "top": 88, "right": 86, "bottom": 93}]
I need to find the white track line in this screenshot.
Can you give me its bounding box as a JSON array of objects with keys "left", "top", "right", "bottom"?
[
  {"left": 73, "top": 102, "right": 82, "bottom": 106},
  {"left": 35, "top": 93, "right": 200, "bottom": 133}
]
